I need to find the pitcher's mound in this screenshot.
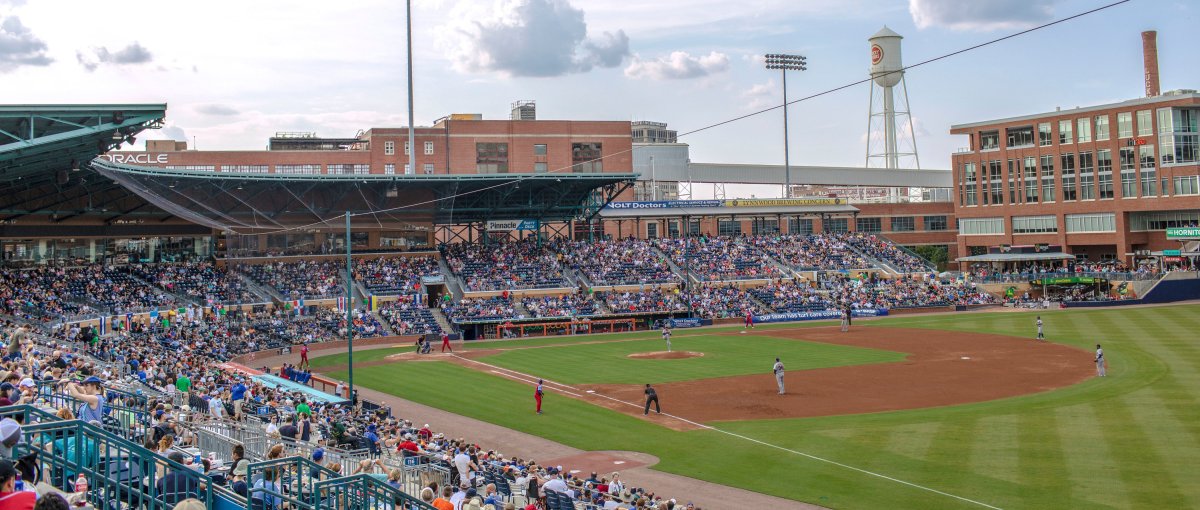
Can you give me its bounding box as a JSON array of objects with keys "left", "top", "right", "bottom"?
[{"left": 627, "top": 351, "right": 704, "bottom": 360}]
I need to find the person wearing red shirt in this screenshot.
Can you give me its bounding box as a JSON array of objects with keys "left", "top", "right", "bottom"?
[
  {"left": 0, "top": 459, "right": 35, "bottom": 510},
  {"left": 396, "top": 435, "right": 420, "bottom": 455},
  {"left": 440, "top": 332, "right": 453, "bottom": 353},
  {"left": 299, "top": 343, "right": 310, "bottom": 369}
]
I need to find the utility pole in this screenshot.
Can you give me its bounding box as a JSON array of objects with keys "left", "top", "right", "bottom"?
[{"left": 344, "top": 212, "right": 354, "bottom": 403}]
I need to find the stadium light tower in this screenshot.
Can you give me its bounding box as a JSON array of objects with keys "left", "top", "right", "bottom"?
[{"left": 764, "top": 54, "right": 806, "bottom": 198}]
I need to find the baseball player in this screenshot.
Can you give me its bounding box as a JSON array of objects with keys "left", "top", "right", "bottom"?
[
  {"left": 535, "top": 379, "right": 545, "bottom": 414},
  {"left": 744, "top": 311, "right": 755, "bottom": 331},
  {"left": 662, "top": 325, "right": 672, "bottom": 352},
  {"left": 299, "top": 343, "right": 310, "bottom": 369},
  {"left": 840, "top": 309, "right": 849, "bottom": 332},
  {"left": 440, "top": 331, "right": 453, "bottom": 353},
  {"left": 1036, "top": 316, "right": 1044, "bottom": 341},
  {"left": 1095, "top": 344, "right": 1106, "bottom": 377},
  {"left": 643, "top": 384, "right": 660, "bottom": 415},
  {"left": 773, "top": 357, "right": 785, "bottom": 395}
]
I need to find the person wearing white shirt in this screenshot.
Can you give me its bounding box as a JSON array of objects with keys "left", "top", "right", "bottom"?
[
  {"left": 542, "top": 473, "right": 568, "bottom": 495},
  {"left": 453, "top": 449, "right": 474, "bottom": 486},
  {"left": 449, "top": 483, "right": 467, "bottom": 509}
]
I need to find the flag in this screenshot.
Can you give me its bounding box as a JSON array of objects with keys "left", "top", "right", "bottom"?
[
  {"left": 298, "top": 298, "right": 306, "bottom": 315},
  {"left": 97, "top": 316, "right": 107, "bottom": 335},
  {"left": 337, "top": 297, "right": 347, "bottom": 312},
  {"left": 125, "top": 313, "right": 133, "bottom": 330},
  {"left": 367, "top": 295, "right": 377, "bottom": 311}
]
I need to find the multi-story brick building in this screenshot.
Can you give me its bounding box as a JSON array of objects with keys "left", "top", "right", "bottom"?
[{"left": 949, "top": 91, "right": 1199, "bottom": 267}]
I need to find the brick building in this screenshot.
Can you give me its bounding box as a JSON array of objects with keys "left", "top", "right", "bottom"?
[{"left": 950, "top": 91, "right": 1200, "bottom": 267}]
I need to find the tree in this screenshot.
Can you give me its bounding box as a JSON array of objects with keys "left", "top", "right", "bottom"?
[{"left": 908, "top": 245, "right": 949, "bottom": 271}]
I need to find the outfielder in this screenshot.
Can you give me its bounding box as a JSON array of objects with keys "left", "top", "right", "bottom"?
[
  {"left": 1036, "top": 316, "right": 1044, "bottom": 341},
  {"left": 1095, "top": 344, "right": 1106, "bottom": 377},
  {"left": 773, "top": 357, "right": 785, "bottom": 395},
  {"left": 662, "top": 325, "right": 672, "bottom": 352}
]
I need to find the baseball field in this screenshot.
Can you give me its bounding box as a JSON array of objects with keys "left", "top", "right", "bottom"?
[{"left": 314, "top": 303, "right": 1200, "bottom": 509}]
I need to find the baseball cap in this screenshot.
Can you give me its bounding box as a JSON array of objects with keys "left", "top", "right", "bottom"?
[
  {"left": 312, "top": 448, "right": 325, "bottom": 461},
  {"left": 82, "top": 375, "right": 103, "bottom": 386},
  {"left": 18, "top": 378, "right": 34, "bottom": 388},
  {"left": 0, "top": 418, "right": 20, "bottom": 443},
  {"left": 0, "top": 383, "right": 13, "bottom": 392},
  {"left": 0, "top": 460, "right": 16, "bottom": 481}
]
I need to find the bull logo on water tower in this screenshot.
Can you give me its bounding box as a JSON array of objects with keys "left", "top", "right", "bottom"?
[{"left": 871, "top": 44, "right": 883, "bottom": 65}]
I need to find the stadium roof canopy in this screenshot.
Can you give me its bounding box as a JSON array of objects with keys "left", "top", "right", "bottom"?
[
  {"left": 599, "top": 203, "right": 858, "bottom": 220},
  {"left": 93, "top": 158, "right": 636, "bottom": 232},
  {"left": 0, "top": 104, "right": 172, "bottom": 223}
]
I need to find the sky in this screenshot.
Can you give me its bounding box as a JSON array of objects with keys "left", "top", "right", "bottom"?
[{"left": 2, "top": 0, "right": 1196, "bottom": 178}]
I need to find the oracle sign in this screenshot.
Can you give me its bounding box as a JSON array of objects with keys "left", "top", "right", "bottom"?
[{"left": 102, "top": 153, "right": 169, "bottom": 164}]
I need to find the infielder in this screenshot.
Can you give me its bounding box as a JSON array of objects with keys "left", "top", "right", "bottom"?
[
  {"left": 744, "top": 311, "right": 755, "bottom": 331},
  {"left": 773, "top": 357, "right": 785, "bottom": 395},
  {"left": 1036, "top": 316, "right": 1044, "bottom": 341},
  {"left": 662, "top": 325, "right": 672, "bottom": 352},
  {"left": 1095, "top": 344, "right": 1106, "bottom": 377},
  {"left": 535, "top": 379, "right": 545, "bottom": 414}
]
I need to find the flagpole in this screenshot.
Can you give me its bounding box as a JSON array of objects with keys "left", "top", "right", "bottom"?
[{"left": 345, "top": 211, "right": 354, "bottom": 404}]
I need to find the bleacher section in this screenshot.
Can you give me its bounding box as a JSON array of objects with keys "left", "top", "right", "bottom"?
[
  {"left": 440, "top": 240, "right": 567, "bottom": 291},
  {"left": 747, "top": 234, "right": 871, "bottom": 271},
  {"left": 557, "top": 239, "right": 679, "bottom": 286},
  {"left": 652, "top": 236, "right": 784, "bottom": 281},
  {"left": 241, "top": 260, "right": 344, "bottom": 300},
  {"left": 378, "top": 298, "right": 443, "bottom": 335},
  {"left": 124, "top": 261, "right": 258, "bottom": 304},
  {"left": 354, "top": 256, "right": 441, "bottom": 295}
]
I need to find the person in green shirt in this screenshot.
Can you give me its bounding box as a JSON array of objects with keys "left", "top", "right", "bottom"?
[
  {"left": 176, "top": 373, "right": 191, "bottom": 395},
  {"left": 296, "top": 399, "right": 311, "bottom": 417}
]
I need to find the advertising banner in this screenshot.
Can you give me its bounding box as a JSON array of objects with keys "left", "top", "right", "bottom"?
[
  {"left": 486, "top": 219, "right": 539, "bottom": 231},
  {"left": 666, "top": 318, "right": 708, "bottom": 328},
  {"left": 605, "top": 200, "right": 723, "bottom": 210},
  {"left": 1166, "top": 227, "right": 1200, "bottom": 239},
  {"left": 753, "top": 308, "right": 888, "bottom": 323},
  {"left": 724, "top": 197, "right": 843, "bottom": 207}
]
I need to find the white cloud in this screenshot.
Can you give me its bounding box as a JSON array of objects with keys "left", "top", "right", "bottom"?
[
  {"left": 741, "top": 79, "right": 777, "bottom": 110},
  {"left": 442, "top": 0, "right": 629, "bottom": 77},
  {"left": 624, "top": 51, "right": 729, "bottom": 80},
  {"left": 0, "top": 15, "right": 52, "bottom": 72},
  {"left": 909, "top": 0, "right": 1057, "bottom": 31},
  {"left": 195, "top": 104, "right": 239, "bottom": 116},
  {"left": 77, "top": 41, "right": 153, "bottom": 72}
]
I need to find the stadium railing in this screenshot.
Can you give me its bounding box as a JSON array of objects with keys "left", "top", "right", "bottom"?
[
  {"left": 13, "top": 416, "right": 220, "bottom": 509},
  {"left": 246, "top": 456, "right": 339, "bottom": 510},
  {"left": 971, "top": 271, "right": 1161, "bottom": 284},
  {"left": 315, "top": 473, "right": 436, "bottom": 509}
]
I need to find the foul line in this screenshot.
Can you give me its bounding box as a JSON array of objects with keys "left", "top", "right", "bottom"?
[{"left": 451, "top": 354, "right": 1003, "bottom": 510}]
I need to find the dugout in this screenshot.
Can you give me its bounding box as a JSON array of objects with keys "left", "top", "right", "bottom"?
[{"left": 1028, "top": 276, "right": 1111, "bottom": 300}]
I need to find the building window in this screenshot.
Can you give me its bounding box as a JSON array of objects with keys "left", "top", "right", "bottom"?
[
  {"left": 1007, "top": 159, "right": 1018, "bottom": 204},
  {"left": 789, "top": 218, "right": 814, "bottom": 235},
  {"left": 476, "top": 143, "right": 509, "bottom": 174},
  {"left": 1076, "top": 118, "right": 1092, "bottom": 143},
  {"left": 924, "top": 215, "right": 948, "bottom": 231},
  {"left": 1066, "top": 213, "right": 1116, "bottom": 233},
  {"left": 667, "top": 221, "right": 680, "bottom": 238},
  {"left": 1174, "top": 175, "right": 1200, "bottom": 195},
  {"left": 960, "top": 217, "right": 1004, "bottom": 235},
  {"left": 962, "top": 162, "right": 978, "bottom": 206},
  {"left": 646, "top": 223, "right": 658, "bottom": 239},
  {"left": 571, "top": 143, "right": 603, "bottom": 172},
  {"left": 980, "top": 130, "right": 999, "bottom": 151},
  {"left": 1137, "top": 109, "right": 1153, "bottom": 136},
  {"left": 856, "top": 217, "right": 882, "bottom": 233},
  {"left": 1023, "top": 156, "right": 1038, "bottom": 203},
  {"left": 404, "top": 163, "right": 412, "bottom": 175},
  {"left": 533, "top": 144, "right": 547, "bottom": 156},
  {"left": 752, "top": 219, "right": 780, "bottom": 235},
  {"left": 1119, "top": 147, "right": 1137, "bottom": 198},
  {"left": 1158, "top": 107, "right": 1200, "bottom": 165},
  {"left": 1060, "top": 153, "right": 1076, "bottom": 201},
  {"left": 1095, "top": 115, "right": 1110, "bottom": 141},
  {"left": 327, "top": 164, "right": 370, "bottom": 175},
  {"left": 1078, "top": 151, "right": 1095, "bottom": 200},
  {"left": 1006, "top": 126, "right": 1034, "bottom": 148},
  {"left": 275, "top": 164, "right": 321, "bottom": 175},
  {"left": 717, "top": 219, "right": 742, "bottom": 236},
  {"left": 989, "top": 160, "right": 1003, "bottom": 205},
  {"left": 1012, "top": 215, "right": 1057, "bottom": 234},
  {"left": 404, "top": 141, "right": 410, "bottom": 155},
  {"left": 1097, "top": 149, "right": 1113, "bottom": 199},
  {"left": 1059, "top": 119, "right": 1073, "bottom": 144},
  {"left": 891, "top": 216, "right": 915, "bottom": 232},
  {"left": 1038, "top": 123, "right": 1053, "bottom": 146},
  {"left": 163, "top": 165, "right": 215, "bottom": 171},
  {"left": 1130, "top": 210, "right": 1200, "bottom": 230},
  {"left": 424, "top": 141, "right": 434, "bottom": 155},
  {"left": 1117, "top": 112, "right": 1133, "bottom": 138},
  {"left": 1140, "top": 145, "right": 1157, "bottom": 196},
  {"left": 423, "top": 163, "right": 434, "bottom": 174},
  {"left": 534, "top": 162, "right": 548, "bottom": 173},
  {"left": 823, "top": 218, "right": 849, "bottom": 233},
  {"left": 384, "top": 141, "right": 395, "bottom": 155},
  {"left": 1040, "top": 154, "right": 1055, "bottom": 202},
  {"left": 219, "top": 165, "right": 268, "bottom": 173},
  {"left": 384, "top": 164, "right": 395, "bottom": 175}
]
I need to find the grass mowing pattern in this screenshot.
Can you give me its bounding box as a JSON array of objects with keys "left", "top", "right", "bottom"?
[
  {"left": 330, "top": 304, "right": 1200, "bottom": 509},
  {"left": 474, "top": 334, "right": 905, "bottom": 384}
]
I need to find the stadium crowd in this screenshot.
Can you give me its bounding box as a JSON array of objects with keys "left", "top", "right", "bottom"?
[
  {"left": 836, "top": 233, "right": 930, "bottom": 273},
  {"left": 556, "top": 239, "right": 679, "bottom": 286},
  {"left": 652, "top": 236, "right": 784, "bottom": 281},
  {"left": 354, "top": 256, "right": 442, "bottom": 295},
  {"left": 747, "top": 234, "right": 870, "bottom": 270},
  {"left": 242, "top": 260, "right": 344, "bottom": 300},
  {"left": 125, "top": 261, "right": 258, "bottom": 305},
  {"left": 441, "top": 241, "right": 568, "bottom": 291}
]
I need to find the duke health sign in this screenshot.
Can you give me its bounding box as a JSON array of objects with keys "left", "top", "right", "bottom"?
[{"left": 754, "top": 309, "right": 888, "bottom": 324}]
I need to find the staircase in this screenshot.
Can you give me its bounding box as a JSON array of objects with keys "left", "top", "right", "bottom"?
[
  {"left": 236, "top": 272, "right": 285, "bottom": 302},
  {"left": 436, "top": 258, "right": 465, "bottom": 299},
  {"left": 651, "top": 245, "right": 694, "bottom": 284},
  {"left": 373, "top": 311, "right": 396, "bottom": 336},
  {"left": 430, "top": 307, "right": 455, "bottom": 333}
]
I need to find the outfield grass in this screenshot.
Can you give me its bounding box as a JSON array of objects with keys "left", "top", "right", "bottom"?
[
  {"left": 326, "top": 304, "right": 1200, "bottom": 509},
  {"left": 474, "top": 333, "right": 905, "bottom": 384}
]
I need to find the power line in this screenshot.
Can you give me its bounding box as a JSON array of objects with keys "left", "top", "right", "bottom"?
[{"left": 225, "top": 0, "right": 1129, "bottom": 236}]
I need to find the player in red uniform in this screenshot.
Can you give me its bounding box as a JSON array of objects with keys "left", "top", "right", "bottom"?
[
  {"left": 440, "top": 332, "right": 453, "bottom": 353},
  {"left": 744, "top": 311, "right": 755, "bottom": 330},
  {"left": 299, "top": 343, "right": 309, "bottom": 369},
  {"left": 535, "top": 379, "right": 544, "bottom": 414}
]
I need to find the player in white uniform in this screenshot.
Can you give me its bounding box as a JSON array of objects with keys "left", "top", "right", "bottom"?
[
  {"left": 773, "top": 357, "right": 785, "bottom": 395},
  {"left": 1095, "top": 344, "right": 1106, "bottom": 377},
  {"left": 1036, "top": 316, "right": 1044, "bottom": 340},
  {"left": 662, "top": 326, "right": 672, "bottom": 352}
]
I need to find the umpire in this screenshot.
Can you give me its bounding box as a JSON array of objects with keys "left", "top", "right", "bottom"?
[{"left": 643, "top": 384, "right": 660, "bottom": 415}]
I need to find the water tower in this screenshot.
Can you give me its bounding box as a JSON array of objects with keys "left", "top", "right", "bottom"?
[{"left": 865, "top": 26, "right": 919, "bottom": 171}]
